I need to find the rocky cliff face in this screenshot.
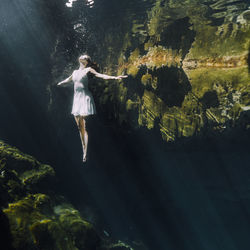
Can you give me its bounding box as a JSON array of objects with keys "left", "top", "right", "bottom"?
[
  {"left": 0, "top": 141, "right": 135, "bottom": 250},
  {"left": 54, "top": 0, "right": 250, "bottom": 142}
]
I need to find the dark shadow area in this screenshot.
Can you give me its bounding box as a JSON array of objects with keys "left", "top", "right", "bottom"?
[
  {"left": 236, "top": 109, "right": 250, "bottom": 129},
  {"left": 56, "top": 113, "right": 250, "bottom": 250},
  {"left": 125, "top": 66, "right": 148, "bottom": 99},
  {"left": 200, "top": 90, "right": 220, "bottom": 109},
  {"left": 158, "top": 17, "right": 196, "bottom": 59},
  {"left": 0, "top": 210, "right": 14, "bottom": 250},
  {"left": 152, "top": 66, "right": 191, "bottom": 107}
]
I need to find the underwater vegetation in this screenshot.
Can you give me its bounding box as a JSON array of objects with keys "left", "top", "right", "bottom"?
[{"left": 0, "top": 141, "right": 135, "bottom": 250}]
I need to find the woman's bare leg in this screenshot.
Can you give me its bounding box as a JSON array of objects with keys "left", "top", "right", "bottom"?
[
  {"left": 74, "top": 116, "right": 88, "bottom": 162},
  {"left": 80, "top": 117, "right": 88, "bottom": 162}
]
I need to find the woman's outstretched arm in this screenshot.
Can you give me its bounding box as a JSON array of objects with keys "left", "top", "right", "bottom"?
[
  {"left": 89, "top": 68, "right": 127, "bottom": 80},
  {"left": 57, "top": 74, "right": 73, "bottom": 86}
]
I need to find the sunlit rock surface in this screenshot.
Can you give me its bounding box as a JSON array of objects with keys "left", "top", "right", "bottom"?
[
  {"left": 53, "top": 0, "right": 250, "bottom": 142},
  {"left": 0, "top": 141, "right": 134, "bottom": 250}
]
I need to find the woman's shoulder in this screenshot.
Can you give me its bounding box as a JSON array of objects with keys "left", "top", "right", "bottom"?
[
  {"left": 86, "top": 67, "right": 98, "bottom": 76},
  {"left": 86, "top": 67, "right": 95, "bottom": 72}
]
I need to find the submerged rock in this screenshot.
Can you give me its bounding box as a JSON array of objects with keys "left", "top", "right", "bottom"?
[
  {"left": 0, "top": 140, "right": 134, "bottom": 250},
  {"left": 81, "top": 0, "right": 250, "bottom": 142},
  {"left": 49, "top": 0, "right": 249, "bottom": 143}
]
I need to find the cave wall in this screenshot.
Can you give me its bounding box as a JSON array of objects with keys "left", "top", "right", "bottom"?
[
  {"left": 53, "top": 0, "right": 250, "bottom": 142},
  {"left": 1, "top": 0, "right": 249, "bottom": 155}
]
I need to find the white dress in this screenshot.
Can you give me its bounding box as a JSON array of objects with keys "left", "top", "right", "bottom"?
[{"left": 71, "top": 68, "right": 96, "bottom": 117}]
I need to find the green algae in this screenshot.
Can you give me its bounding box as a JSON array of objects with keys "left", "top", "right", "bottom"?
[
  {"left": 138, "top": 90, "right": 164, "bottom": 130},
  {"left": 3, "top": 195, "right": 46, "bottom": 249},
  {"left": 187, "top": 22, "right": 250, "bottom": 60},
  {"left": 136, "top": 64, "right": 250, "bottom": 141},
  {"left": 1, "top": 141, "right": 134, "bottom": 249},
  {"left": 0, "top": 142, "right": 87, "bottom": 249},
  {"left": 186, "top": 67, "right": 250, "bottom": 99},
  {"left": 141, "top": 73, "right": 153, "bottom": 87},
  {"left": 3, "top": 192, "right": 100, "bottom": 249},
  {"left": 21, "top": 164, "right": 55, "bottom": 187},
  {"left": 126, "top": 99, "right": 139, "bottom": 111},
  {"left": 0, "top": 141, "right": 38, "bottom": 171},
  {"left": 0, "top": 141, "right": 55, "bottom": 198},
  {"left": 141, "top": 72, "right": 158, "bottom": 90},
  {"left": 29, "top": 219, "right": 56, "bottom": 249},
  {"left": 74, "top": 0, "right": 250, "bottom": 142},
  {"left": 106, "top": 240, "right": 134, "bottom": 250},
  {"left": 127, "top": 49, "right": 141, "bottom": 77}
]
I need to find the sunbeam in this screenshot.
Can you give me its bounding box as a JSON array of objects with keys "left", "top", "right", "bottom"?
[{"left": 66, "top": 0, "right": 95, "bottom": 8}]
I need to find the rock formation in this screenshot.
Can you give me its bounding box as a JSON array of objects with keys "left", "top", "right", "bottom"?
[
  {"left": 0, "top": 140, "right": 135, "bottom": 250},
  {"left": 52, "top": 0, "right": 250, "bottom": 142}
]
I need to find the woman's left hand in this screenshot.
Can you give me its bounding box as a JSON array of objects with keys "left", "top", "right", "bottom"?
[{"left": 116, "top": 75, "right": 128, "bottom": 79}]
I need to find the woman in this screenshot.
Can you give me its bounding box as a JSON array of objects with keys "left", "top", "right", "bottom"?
[{"left": 57, "top": 55, "right": 127, "bottom": 162}]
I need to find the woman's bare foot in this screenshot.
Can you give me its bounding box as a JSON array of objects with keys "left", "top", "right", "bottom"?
[{"left": 83, "top": 153, "right": 87, "bottom": 163}]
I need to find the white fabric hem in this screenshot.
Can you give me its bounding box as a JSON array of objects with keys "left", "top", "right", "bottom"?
[{"left": 71, "top": 112, "right": 96, "bottom": 117}]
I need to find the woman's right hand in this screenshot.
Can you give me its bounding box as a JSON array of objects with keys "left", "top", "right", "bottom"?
[
  {"left": 57, "top": 74, "right": 73, "bottom": 86},
  {"left": 57, "top": 82, "right": 63, "bottom": 86}
]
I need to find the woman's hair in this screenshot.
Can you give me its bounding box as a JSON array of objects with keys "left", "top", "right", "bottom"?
[
  {"left": 87, "top": 59, "right": 99, "bottom": 73},
  {"left": 79, "top": 54, "right": 99, "bottom": 72}
]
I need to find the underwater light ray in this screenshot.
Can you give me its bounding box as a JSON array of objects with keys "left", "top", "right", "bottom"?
[
  {"left": 79, "top": 169, "right": 135, "bottom": 237},
  {"left": 134, "top": 131, "right": 239, "bottom": 249},
  {"left": 84, "top": 176, "right": 169, "bottom": 248},
  {"left": 205, "top": 142, "right": 250, "bottom": 228},
  {"left": 111, "top": 173, "right": 173, "bottom": 246},
  {"left": 0, "top": 41, "right": 40, "bottom": 139},
  {"left": 75, "top": 139, "right": 174, "bottom": 248},
  {"left": 12, "top": 0, "right": 52, "bottom": 58},
  {"left": 66, "top": 0, "right": 77, "bottom": 8},
  {"left": 107, "top": 132, "right": 197, "bottom": 248},
  {"left": 0, "top": 17, "right": 58, "bottom": 162},
  {"left": 213, "top": 150, "right": 250, "bottom": 230},
  {"left": 1, "top": 1, "right": 54, "bottom": 104},
  {"left": 80, "top": 127, "right": 193, "bottom": 248},
  {"left": 0, "top": 0, "right": 51, "bottom": 83},
  {"left": 172, "top": 151, "right": 241, "bottom": 250},
  {"left": 66, "top": 0, "right": 95, "bottom": 8},
  {"left": 0, "top": 83, "right": 42, "bottom": 157},
  {"left": 139, "top": 149, "right": 205, "bottom": 249}
]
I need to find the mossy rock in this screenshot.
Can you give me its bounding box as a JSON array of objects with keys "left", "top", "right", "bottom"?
[
  {"left": 101, "top": 240, "right": 134, "bottom": 250},
  {"left": 0, "top": 140, "right": 55, "bottom": 200},
  {"left": 86, "top": 0, "right": 250, "bottom": 142},
  {"left": 3, "top": 194, "right": 102, "bottom": 250},
  {"left": 0, "top": 140, "right": 135, "bottom": 249},
  {"left": 0, "top": 142, "right": 105, "bottom": 249}
]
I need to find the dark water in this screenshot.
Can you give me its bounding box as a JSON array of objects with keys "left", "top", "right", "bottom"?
[
  {"left": 59, "top": 119, "right": 250, "bottom": 250},
  {"left": 1, "top": 0, "right": 250, "bottom": 250}
]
